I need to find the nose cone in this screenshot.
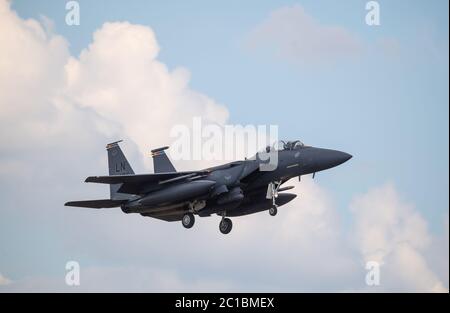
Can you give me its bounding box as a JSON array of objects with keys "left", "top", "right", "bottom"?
[
  {"left": 333, "top": 150, "right": 352, "bottom": 166},
  {"left": 314, "top": 149, "right": 352, "bottom": 172}
]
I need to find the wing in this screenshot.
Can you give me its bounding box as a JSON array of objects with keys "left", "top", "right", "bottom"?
[
  {"left": 64, "top": 199, "right": 126, "bottom": 208},
  {"left": 85, "top": 171, "right": 209, "bottom": 194}
]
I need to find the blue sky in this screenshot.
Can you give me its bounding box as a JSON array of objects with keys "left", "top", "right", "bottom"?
[
  {"left": 0, "top": 0, "right": 448, "bottom": 291},
  {"left": 13, "top": 0, "right": 447, "bottom": 228}
]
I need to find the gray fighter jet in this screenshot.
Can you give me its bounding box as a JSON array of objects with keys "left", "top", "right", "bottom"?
[{"left": 65, "top": 140, "right": 351, "bottom": 234}]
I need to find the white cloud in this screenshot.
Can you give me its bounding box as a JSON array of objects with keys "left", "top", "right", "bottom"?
[
  {"left": 64, "top": 21, "right": 228, "bottom": 169},
  {"left": 350, "top": 183, "right": 448, "bottom": 292},
  {"left": 0, "top": 0, "right": 447, "bottom": 293},
  {"left": 0, "top": 0, "right": 70, "bottom": 150},
  {"left": 246, "top": 4, "right": 362, "bottom": 65},
  {"left": 0, "top": 266, "right": 234, "bottom": 293},
  {"left": 0, "top": 273, "right": 11, "bottom": 286},
  {"left": 0, "top": 0, "right": 228, "bottom": 171},
  {"left": 351, "top": 183, "right": 430, "bottom": 262}
]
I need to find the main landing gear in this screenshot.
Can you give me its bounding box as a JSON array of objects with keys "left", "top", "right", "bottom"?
[
  {"left": 181, "top": 200, "right": 206, "bottom": 229},
  {"left": 181, "top": 212, "right": 195, "bottom": 229},
  {"left": 181, "top": 211, "right": 233, "bottom": 235},
  {"left": 219, "top": 214, "right": 233, "bottom": 234}
]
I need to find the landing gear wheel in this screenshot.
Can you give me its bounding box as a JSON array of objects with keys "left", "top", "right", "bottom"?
[
  {"left": 269, "top": 205, "right": 278, "bottom": 216},
  {"left": 219, "top": 218, "right": 233, "bottom": 234},
  {"left": 182, "top": 213, "right": 195, "bottom": 229}
]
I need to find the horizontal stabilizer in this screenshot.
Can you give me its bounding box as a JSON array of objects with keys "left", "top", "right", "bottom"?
[{"left": 64, "top": 199, "right": 126, "bottom": 208}]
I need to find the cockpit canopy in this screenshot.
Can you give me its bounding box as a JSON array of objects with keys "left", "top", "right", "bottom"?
[
  {"left": 282, "top": 140, "right": 305, "bottom": 150},
  {"left": 265, "top": 140, "right": 306, "bottom": 152}
]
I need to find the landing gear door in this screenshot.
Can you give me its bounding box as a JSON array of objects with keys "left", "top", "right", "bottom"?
[{"left": 266, "top": 182, "right": 274, "bottom": 199}]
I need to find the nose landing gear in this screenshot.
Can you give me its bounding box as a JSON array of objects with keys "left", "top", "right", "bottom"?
[
  {"left": 266, "top": 181, "right": 281, "bottom": 216},
  {"left": 269, "top": 205, "right": 278, "bottom": 216}
]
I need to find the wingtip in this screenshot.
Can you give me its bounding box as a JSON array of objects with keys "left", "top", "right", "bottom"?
[
  {"left": 150, "top": 146, "right": 170, "bottom": 154},
  {"left": 106, "top": 140, "right": 123, "bottom": 150},
  {"left": 85, "top": 176, "right": 95, "bottom": 183}
]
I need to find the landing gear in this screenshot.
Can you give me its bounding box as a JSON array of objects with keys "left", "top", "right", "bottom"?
[
  {"left": 269, "top": 205, "right": 278, "bottom": 216},
  {"left": 267, "top": 181, "right": 281, "bottom": 216},
  {"left": 182, "top": 213, "right": 195, "bottom": 229},
  {"left": 219, "top": 216, "right": 233, "bottom": 234}
]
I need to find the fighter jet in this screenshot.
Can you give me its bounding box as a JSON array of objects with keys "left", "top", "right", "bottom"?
[{"left": 65, "top": 140, "right": 351, "bottom": 234}]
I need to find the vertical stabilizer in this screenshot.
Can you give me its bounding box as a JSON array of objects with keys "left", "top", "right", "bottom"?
[
  {"left": 151, "top": 146, "right": 176, "bottom": 173},
  {"left": 106, "top": 140, "right": 134, "bottom": 200}
]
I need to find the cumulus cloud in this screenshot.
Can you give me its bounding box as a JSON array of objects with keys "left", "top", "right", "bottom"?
[
  {"left": 0, "top": 0, "right": 447, "bottom": 293},
  {"left": 64, "top": 21, "right": 229, "bottom": 167},
  {"left": 246, "top": 4, "right": 362, "bottom": 65},
  {"left": 0, "top": 0, "right": 228, "bottom": 171},
  {"left": 350, "top": 183, "right": 448, "bottom": 292},
  {"left": 0, "top": 0, "right": 70, "bottom": 149}
]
